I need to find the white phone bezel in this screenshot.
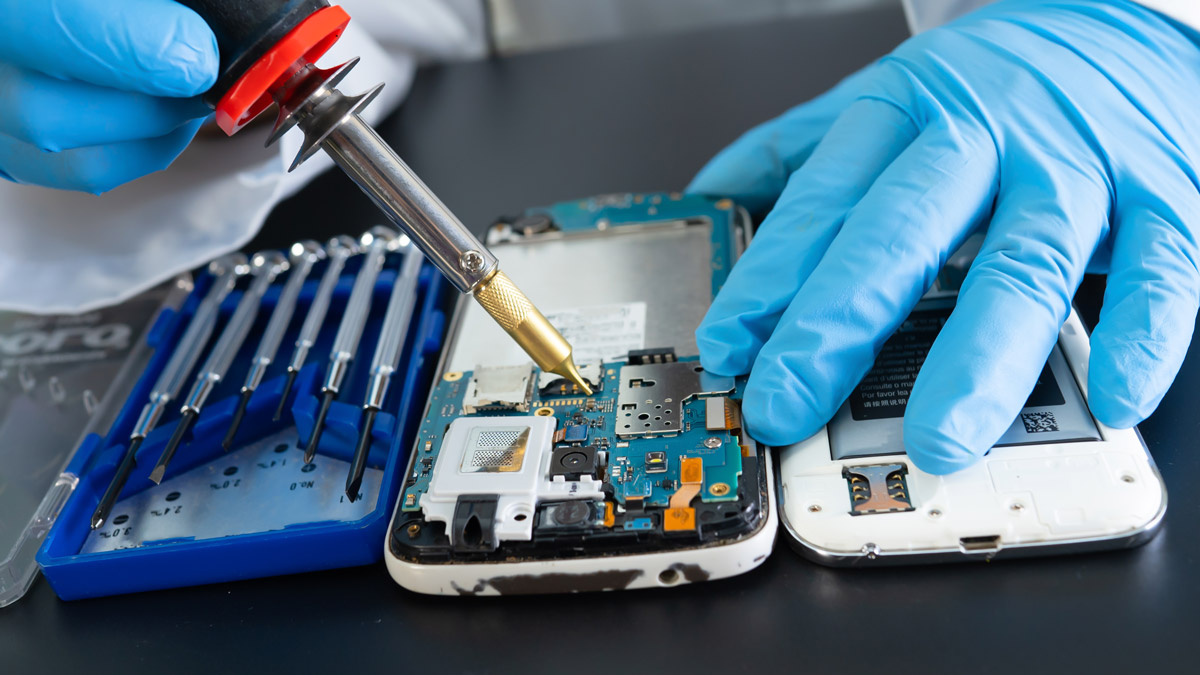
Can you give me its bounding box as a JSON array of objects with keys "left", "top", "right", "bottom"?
[{"left": 778, "top": 306, "right": 1167, "bottom": 565}]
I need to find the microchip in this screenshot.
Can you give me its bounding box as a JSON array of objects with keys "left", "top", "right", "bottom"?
[
  {"left": 563, "top": 424, "right": 588, "bottom": 444},
  {"left": 645, "top": 451, "right": 668, "bottom": 473}
]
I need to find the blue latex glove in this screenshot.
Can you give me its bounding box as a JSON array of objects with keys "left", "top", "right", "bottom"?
[
  {"left": 0, "top": 0, "right": 217, "bottom": 193},
  {"left": 689, "top": 0, "right": 1200, "bottom": 474}
]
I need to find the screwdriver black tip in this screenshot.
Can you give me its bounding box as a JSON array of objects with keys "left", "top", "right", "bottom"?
[
  {"left": 272, "top": 370, "right": 298, "bottom": 422},
  {"left": 303, "top": 391, "right": 335, "bottom": 464},
  {"left": 222, "top": 389, "right": 253, "bottom": 451},
  {"left": 345, "top": 407, "right": 377, "bottom": 502},
  {"left": 91, "top": 437, "right": 143, "bottom": 530},
  {"left": 150, "top": 410, "right": 196, "bottom": 484}
]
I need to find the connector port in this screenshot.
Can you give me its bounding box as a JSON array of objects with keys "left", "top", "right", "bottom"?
[{"left": 958, "top": 535, "right": 1001, "bottom": 553}]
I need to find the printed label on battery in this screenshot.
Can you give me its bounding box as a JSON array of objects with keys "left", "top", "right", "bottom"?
[
  {"left": 544, "top": 302, "right": 647, "bottom": 364},
  {"left": 830, "top": 295, "right": 1101, "bottom": 461},
  {"left": 847, "top": 303, "right": 1065, "bottom": 421}
]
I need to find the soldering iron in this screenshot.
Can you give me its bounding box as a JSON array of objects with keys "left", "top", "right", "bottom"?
[{"left": 179, "top": 0, "right": 591, "bottom": 395}]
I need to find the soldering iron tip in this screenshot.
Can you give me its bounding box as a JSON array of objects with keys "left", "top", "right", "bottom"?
[
  {"left": 223, "top": 390, "right": 254, "bottom": 451},
  {"left": 553, "top": 355, "right": 593, "bottom": 396},
  {"left": 150, "top": 411, "right": 196, "bottom": 484},
  {"left": 303, "top": 391, "right": 335, "bottom": 464},
  {"left": 346, "top": 407, "right": 377, "bottom": 502},
  {"left": 273, "top": 370, "right": 298, "bottom": 422}
]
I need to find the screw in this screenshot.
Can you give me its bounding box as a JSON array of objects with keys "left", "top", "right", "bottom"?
[
  {"left": 1121, "top": 474, "right": 1136, "bottom": 483},
  {"left": 709, "top": 482, "right": 730, "bottom": 496},
  {"left": 929, "top": 509, "right": 942, "bottom": 518},
  {"left": 703, "top": 436, "right": 722, "bottom": 449},
  {"left": 1010, "top": 502, "right": 1025, "bottom": 512},
  {"left": 808, "top": 504, "right": 822, "bottom": 513},
  {"left": 459, "top": 250, "right": 485, "bottom": 274}
]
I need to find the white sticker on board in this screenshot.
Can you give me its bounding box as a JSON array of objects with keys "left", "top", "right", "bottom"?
[{"left": 543, "top": 302, "right": 647, "bottom": 364}]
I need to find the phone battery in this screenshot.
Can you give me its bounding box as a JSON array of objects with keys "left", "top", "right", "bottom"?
[{"left": 829, "top": 296, "right": 1101, "bottom": 461}]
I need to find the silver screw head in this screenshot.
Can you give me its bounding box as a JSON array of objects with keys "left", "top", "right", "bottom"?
[
  {"left": 459, "top": 250, "right": 485, "bottom": 274},
  {"left": 703, "top": 436, "right": 722, "bottom": 449}
]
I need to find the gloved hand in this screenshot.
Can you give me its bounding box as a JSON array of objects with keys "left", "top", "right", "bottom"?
[
  {"left": 689, "top": 0, "right": 1200, "bottom": 474},
  {"left": 0, "top": 0, "right": 217, "bottom": 194}
]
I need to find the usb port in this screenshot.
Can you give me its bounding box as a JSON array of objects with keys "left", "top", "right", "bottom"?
[{"left": 958, "top": 535, "right": 1001, "bottom": 553}]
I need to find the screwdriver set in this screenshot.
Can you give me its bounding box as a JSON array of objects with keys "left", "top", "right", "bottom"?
[{"left": 0, "top": 228, "right": 446, "bottom": 603}]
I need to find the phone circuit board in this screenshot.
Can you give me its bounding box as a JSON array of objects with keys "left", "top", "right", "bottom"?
[
  {"left": 390, "top": 193, "right": 767, "bottom": 563},
  {"left": 393, "top": 350, "right": 764, "bottom": 560}
]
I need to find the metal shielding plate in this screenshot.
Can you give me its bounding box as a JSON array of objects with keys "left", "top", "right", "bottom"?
[
  {"left": 616, "top": 361, "right": 735, "bottom": 438},
  {"left": 82, "top": 429, "right": 382, "bottom": 553},
  {"left": 447, "top": 221, "right": 715, "bottom": 372}
]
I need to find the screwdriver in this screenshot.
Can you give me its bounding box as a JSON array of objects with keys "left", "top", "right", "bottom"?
[
  {"left": 90, "top": 254, "right": 249, "bottom": 529},
  {"left": 223, "top": 241, "right": 325, "bottom": 450},
  {"left": 150, "top": 251, "right": 289, "bottom": 484},
  {"left": 273, "top": 235, "right": 360, "bottom": 421},
  {"left": 181, "top": 0, "right": 591, "bottom": 396},
  {"left": 303, "top": 227, "right": 397, "bottom": 463},
  {"left": 346, "top": 244, "right": 423, "bottom": 501}
]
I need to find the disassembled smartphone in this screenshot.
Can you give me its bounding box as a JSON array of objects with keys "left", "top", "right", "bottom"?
[
  {"left": 386, "top": 194, "right": 776, "bottom": 595},
  {"left": 778, "top": 240, "right": 1167, "bottom": 564}
]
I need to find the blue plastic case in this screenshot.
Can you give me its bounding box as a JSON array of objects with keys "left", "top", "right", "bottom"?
[{"left": 34, "top": 255, "right": 447, "bottom": 600}]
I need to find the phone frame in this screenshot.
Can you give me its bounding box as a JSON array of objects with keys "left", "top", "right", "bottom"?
[
  {"left": 777, "top": 302, "right": 1167, "bottom": 566},
  {"left": 385, "top": 198, "right": 778, "bottom": 595}
]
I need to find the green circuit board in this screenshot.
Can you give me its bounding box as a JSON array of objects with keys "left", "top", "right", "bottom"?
[
  {"left": 390, "top": 193, "right": 763, "bottom": 559},
  {"left": 401, "top": 356, "right": 744, "bottom": 519}
]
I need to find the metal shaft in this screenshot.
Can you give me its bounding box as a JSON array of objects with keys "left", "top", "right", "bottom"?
[
  {"left": 303, "top": 228, "right": 394, "bottom": 463},
  {"left": 363, "top": 245, "right": 423, "bottom": 409},
  {"left": 150, "top": 251, "right": 288, "bottom": 484},
  {"left": 225, "top": 242, "right": 324, "bottom": 449},
  {"left": 319, "top": 115, "right": 496, "bottom": 293},
  {"left": 347, "top": 245, "right": 424, "bottom": 500},
  {"left": 242, "top": 242, "right": 323, "bottom": 395},
  {"left": 91, "top": 255, "right": 247, "bottom": 529},
  {"left": 274, "top": 235, "right": 359, "bottom": 421},
  {"left": 317, "top": 116, "right": 591, "bottom": 395},
  {"left": 323, "top": 228, "right": 393, "bottom": 396},
  {"left": 270, "top": 59, "right": 590, "bottom": 395}
]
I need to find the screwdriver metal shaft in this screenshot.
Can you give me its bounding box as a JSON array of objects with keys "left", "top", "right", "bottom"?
[
  {"left": 90, "top": 254, "right": 248, "bottom": 529},
  {"left": 303, "top": 227, "right": 397, "bottom": 463},
  {"left": 273, "top": 235, "right": 360, "bottom": 421},
  {"left": 149, "top": 251, "right": 289, "bottom": 484},
  {"left": 346, "top": 245, "right": 423, "bottom": 501},
  {"left": 268, "top": 59, "right": 591, "bottom": 395},
  {"left": 223, "top": 241, "right": 324, "bottom": 450}
]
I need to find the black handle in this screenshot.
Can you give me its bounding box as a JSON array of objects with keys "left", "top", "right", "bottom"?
[{"left": 178, "top": 0, "right": 330, "bottom": 106}]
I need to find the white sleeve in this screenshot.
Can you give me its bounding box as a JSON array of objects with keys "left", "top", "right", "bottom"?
[
  {"left": 0, "top": 0, "right": 487, "bottom": 314},
  {"left": 903, "top": 0, "right": 1200, "bottom": 32},
  {"left": 1136, "top": 1, "right": 1200, "bottom": 30}
]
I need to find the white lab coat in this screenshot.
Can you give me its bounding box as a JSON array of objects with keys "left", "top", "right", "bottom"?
[{"left": 0, "top": 0, "right": 1195, "bottom": 313}]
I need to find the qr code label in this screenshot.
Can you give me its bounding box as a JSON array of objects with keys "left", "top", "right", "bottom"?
[{"left": 1021, "top": 411, "right": 1059, "bottom": 433}]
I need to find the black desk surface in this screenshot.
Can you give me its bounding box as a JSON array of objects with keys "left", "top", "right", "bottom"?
[{"left": 5, "top": 5, "right": 1197, "bottom": 673}]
